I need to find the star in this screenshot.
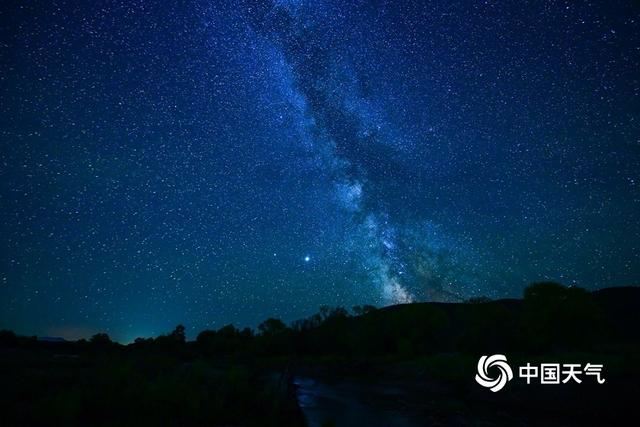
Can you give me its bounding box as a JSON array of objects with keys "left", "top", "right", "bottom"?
[{"left": 0, "top": 0, "right": 637, "bottom": 341}]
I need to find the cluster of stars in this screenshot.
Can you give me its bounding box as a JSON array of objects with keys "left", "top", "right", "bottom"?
[{"left": 0, "top": 0, "right": 638, "bottom": 340}]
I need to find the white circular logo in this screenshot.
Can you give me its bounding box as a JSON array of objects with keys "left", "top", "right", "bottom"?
[{"left": 475, "top": 354, "right": 513, "bottom": 392}]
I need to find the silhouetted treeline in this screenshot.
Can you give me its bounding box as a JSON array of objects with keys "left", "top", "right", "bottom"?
[
  {"left": 1, "top": 283, "right": 639, "bottom": 427},
  {"left": 179, "top": 282, "right": 640, "bottom": 357},
  {"left": 3, "top": 282, "right": 638, "bottom": 359}
]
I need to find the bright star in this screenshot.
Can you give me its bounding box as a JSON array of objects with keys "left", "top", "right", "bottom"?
[{"left": 304, "top": 255, "right": 310, "bottom": 262}]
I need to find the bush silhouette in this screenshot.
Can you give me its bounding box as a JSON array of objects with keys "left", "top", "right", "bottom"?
[{"left": 521, "top": 282, "right": 605, "bottom": 351}]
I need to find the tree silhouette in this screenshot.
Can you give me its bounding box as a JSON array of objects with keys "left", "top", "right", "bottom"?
[
  {"left": 258, "top": 318, "right": 287, "bottom": 336},
  {"left": 170, "top": 324, "right": 186, "bottom": 344}
]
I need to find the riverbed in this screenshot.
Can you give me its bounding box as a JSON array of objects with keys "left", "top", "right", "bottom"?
[{"left": 294, "top": 376, "right": 426, "bottom": 427}]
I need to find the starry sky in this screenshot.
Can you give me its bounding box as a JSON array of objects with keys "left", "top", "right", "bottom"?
[{"left": 1, "top": 0, "right": 639, "bottom": 341}]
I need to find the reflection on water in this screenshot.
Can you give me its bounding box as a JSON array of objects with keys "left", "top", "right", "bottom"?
[{"left": 294, "top": 377, "right": 425, "bottom": 427}]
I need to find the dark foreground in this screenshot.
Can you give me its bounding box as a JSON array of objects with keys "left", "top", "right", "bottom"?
[{"left": 1, "top": 283, "right": 639, "bottom": 426}]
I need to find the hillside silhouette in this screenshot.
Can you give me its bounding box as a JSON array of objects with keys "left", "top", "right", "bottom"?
[{"left": 1, "top": 283, "right": 639, "bottom": 426}]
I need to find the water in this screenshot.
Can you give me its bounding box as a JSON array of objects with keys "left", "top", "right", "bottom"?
[{"left": 294, "top": 376, "right": 426, "bottom": 427}]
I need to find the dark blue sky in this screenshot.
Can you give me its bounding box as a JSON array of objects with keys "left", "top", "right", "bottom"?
[{"left": 1, "top": 0, "right": 639, "bottom": 341}]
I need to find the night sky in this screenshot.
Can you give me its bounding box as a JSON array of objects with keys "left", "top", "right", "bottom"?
[{"left": 1, "top": 0, "right": 639, "bottom": 341}]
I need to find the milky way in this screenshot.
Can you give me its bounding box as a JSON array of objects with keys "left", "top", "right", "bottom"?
[{"left": 1, "top": 0, "right": 639, "bottom": 341}]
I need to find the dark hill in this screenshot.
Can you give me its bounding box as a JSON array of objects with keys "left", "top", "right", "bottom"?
[{"left": 295, "top": 285, "right": 640, "bottom": 357}]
